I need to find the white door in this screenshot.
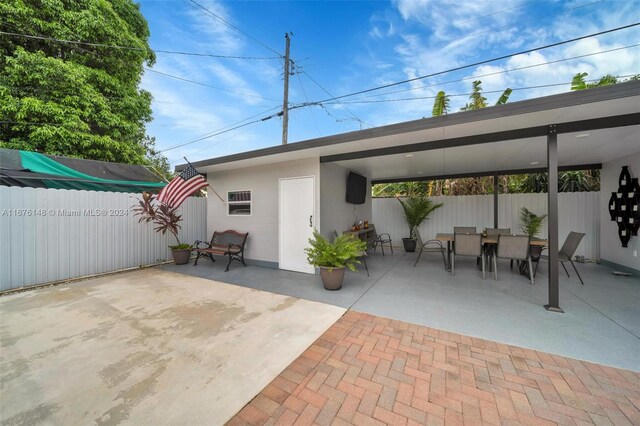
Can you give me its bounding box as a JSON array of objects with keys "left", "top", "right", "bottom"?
[{"left": 279, "top": 176, "right": 315, "bottom": 274}]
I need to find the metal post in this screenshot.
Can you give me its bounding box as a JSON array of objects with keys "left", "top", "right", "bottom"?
[
  {"left": 493, "top": 173, "right": 499, "bottom": 228},
  {"left": 545, "top": 125, "right": 563, "bottom": 313}
]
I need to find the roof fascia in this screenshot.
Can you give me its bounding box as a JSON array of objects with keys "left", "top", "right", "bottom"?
[{"left": 176, "top": 80, "right": 640, "bottom": 172}]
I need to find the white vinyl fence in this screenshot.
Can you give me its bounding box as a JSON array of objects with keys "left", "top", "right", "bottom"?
[
  {"left": 373, "top": 192, "right": 600, "bottom": 260},
  {"left": 0, "top": 187, "right": 206, "bottom": 291}
]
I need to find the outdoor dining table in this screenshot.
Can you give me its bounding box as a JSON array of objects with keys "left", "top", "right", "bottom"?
[{"left": 434, "top": 233, "right": 548, "bottom": 272}]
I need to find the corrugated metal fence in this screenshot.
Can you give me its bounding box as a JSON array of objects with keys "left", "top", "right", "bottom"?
[
  {"left": 372, "top": 192, "right": 600, "bottom": 260},
  {"left": 0, "top": 187, "right": 206, "bottom": 291}
]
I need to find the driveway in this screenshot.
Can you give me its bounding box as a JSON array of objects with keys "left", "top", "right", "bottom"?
[{"left": 0, "top": 269, "right": 345, "bottom": 425}]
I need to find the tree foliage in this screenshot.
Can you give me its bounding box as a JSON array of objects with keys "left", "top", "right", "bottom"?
[
  {"left": 397, "top": 196, "right": 443, "bottom": 238},
  {"left": 432, "top": 91, "right": 450, "bottom": 116},
  {"left": 570, "top": 72, "right": 639, "bottom": 91},
  {"left": 0, "top": 0, "right": 164, "bottom": 168}
]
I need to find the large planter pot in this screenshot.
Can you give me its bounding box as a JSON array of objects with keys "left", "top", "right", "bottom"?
[
  {"left": 171, "top": 249, "right": 191, "bottom": 265},
  {"left": 402, "top": 238, "right": 417, "bottom": 252},
  {"left": 319, "top": 267, "right": 345, "bottom": 290}
]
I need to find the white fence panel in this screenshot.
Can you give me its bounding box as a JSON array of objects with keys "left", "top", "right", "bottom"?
[
  {"left": 372, "top": 192, "right": 599, "bottom": 260},
  {"left": 0, "top": 187, "right": 207, "bottom": 291}
]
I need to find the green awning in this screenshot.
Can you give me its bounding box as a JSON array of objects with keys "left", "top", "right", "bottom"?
[{"left": 0, "top": 149, "right": 167, "bottom": 193}]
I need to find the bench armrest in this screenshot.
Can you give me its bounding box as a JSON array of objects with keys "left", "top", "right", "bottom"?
[{"left": 193, "top": 240, "right": 210, "bottom": 249}]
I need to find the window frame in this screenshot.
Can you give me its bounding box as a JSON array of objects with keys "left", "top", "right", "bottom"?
[{"left": 227, "top": 189, "right": 252, "bottom": 216}]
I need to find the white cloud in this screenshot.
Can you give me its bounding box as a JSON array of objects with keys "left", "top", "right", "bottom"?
[
  {"left": 206, "top": 62, "right": 266, "bottom": 106},
  {"left": 184, "top": 0, "right": 243, "bottom": 54}
]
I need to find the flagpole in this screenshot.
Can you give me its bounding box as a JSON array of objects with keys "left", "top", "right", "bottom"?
[{"left": 183, "top": 157, "right": 225, "bottom": 204}]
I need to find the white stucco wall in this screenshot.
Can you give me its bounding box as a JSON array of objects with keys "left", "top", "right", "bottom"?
[
  {"left": 206, "top": 158, "right": 320, "bottom": 265},
  {"left": 600, "top": 151, "right": 640, "bottom": 271},
  {"left": 319, "top": 163, "right": 373, "bottom": 240}
]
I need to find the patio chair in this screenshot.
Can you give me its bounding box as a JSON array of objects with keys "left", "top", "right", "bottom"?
[
  {"left": 533, "top": 232, "right": 585, "bottom": 285},
  {"left": 485, "top": 228, "right": 511, "bottom": 269},
  {"left": 452, "top": 233, "right": 485, "bottom": 279},
  {"left": 486, "top": 228, "right": 511, "bottom": 237},
  {"left": 454, "top": 226, "right": 476, "bottom": 234},
  {"left": 369, "top": 224, "right": 393, "bottom": 255},
  {"left": 413, "top": 227, "right": 447, "bottom": 269},
  {"left": 334, "top": 230, "right": 369, "bottom": 276},
  {"left": 492, "top": 234, "right": 534, "bottom": 285},
  {"left": 452, "top": 227, "right": 478, "bottom": 266}
]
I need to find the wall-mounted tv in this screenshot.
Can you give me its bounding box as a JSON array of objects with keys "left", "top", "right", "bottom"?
[{"left": 346, "top": 171, "right": 367, "bottom": 204}]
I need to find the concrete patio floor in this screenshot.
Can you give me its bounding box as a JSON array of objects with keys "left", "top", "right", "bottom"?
[
  {"left": 162, "top": 251, "right": 640, "bottom": 372},
  {"left": 0, "top": 269, "right": 345, "bottom": 425}
]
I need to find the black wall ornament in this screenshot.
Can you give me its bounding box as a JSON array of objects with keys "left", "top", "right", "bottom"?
[{"left": 608, "top": 166, "right": 640, "bottom": 247}]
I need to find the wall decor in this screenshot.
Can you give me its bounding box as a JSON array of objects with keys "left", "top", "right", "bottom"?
[{"left": 608, "top": 166, "right": 640, "bottom": 247}]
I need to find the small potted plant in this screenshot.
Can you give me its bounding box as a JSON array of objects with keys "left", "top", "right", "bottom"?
[
  {"left": 133, "top": 192, "right": 192, "bottom": 264},
  {"left": 397, "top": 196, "right": 443, "bottom": 252},
  {"left": 520, "top": 207, "right": 547, "bottom": 238},
  {"left": 305, "top": 229, "right": 367, "bottom": 290},
  {"left": 520, "top": 207, "right": 547, "bottom": 266}
]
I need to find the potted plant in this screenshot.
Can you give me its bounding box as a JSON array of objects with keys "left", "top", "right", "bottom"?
[
  {"left": 133, "top": 192, "right": 192, "bottom": 264},
  {"left": 397, "top": 196, "right": 443, "bottom": 252},
  {"left": 305, "top": 229, "right": 367, "bottom": 290},
  {"left": 520, "top": 207, "right": 547, "bottom": 266},
  {"left": 520, "top": 207, "right": 547, "bottom": 238}
]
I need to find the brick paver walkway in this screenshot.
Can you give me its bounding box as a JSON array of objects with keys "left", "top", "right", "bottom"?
[{"left": 228, "top": 311, "right": 640, "bottom": 425}]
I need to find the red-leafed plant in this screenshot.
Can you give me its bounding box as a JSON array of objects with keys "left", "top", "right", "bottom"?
[{"left": 133, "top": 192, "right": 191, "bottom": 249}]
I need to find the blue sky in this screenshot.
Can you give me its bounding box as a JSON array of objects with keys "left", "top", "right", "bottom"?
[{"left": 138, "top": 0, "right": 640, "bottom": 168}]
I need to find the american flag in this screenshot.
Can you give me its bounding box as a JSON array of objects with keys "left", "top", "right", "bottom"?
[{"left": 157, "top": 165, "right": 207, "bottom": 208}]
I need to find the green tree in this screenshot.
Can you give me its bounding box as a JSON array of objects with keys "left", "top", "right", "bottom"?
[
  {"left": 459, "top": 80, "right": 488, "bottom": 111},
  {"left": 570, "top": 72, "right": 639, "bottom": 91},
  {"left": 0, "top": 0, "right": 162, "bottom": 167},
  {"left": 432, "top": 91, "right": 450, "bottom": 116},
  {"left": 432, "top": 80, "right": 512, "bottom": 116},
  {"left": 511, "top": 169, "right": 600, "bottom": 193}
]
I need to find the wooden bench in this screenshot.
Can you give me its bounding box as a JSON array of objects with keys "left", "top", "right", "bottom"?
[{"left": 192, "top": 230, "right": 249, "bottom": 271}]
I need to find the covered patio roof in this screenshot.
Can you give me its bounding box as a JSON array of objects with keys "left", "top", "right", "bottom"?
[{"left": 182, "top": 81, "right": 640, "bottom": 177}]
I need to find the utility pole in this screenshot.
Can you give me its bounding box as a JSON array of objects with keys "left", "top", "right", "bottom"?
[{"left": 282, "top": 33, "right": 291, "bottom": 145}]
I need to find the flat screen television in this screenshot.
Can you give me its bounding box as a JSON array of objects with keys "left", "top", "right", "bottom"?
[{"left": 346, "top": 171, "right": 367, "bottom": 204}]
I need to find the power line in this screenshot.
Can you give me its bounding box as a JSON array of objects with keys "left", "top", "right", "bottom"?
[
  {"left": 144, "top": 68, "right": 279, "bottom": 101},
  {"left": 289, "top": 23, "right": 640, "bottom": 109},
  {"left": 0, "top": 31, "right": 279, "bottom": 60},
  {"left": 158, "top": 106, "right": 282, "bottom": 153},
  {"left": 322, "top": 78, "right": 639, "bottom": 105},
  {"left": 333, "top": 43, "right": 640, "bottom": 103},
  {"left": 185, "top": 0, "right": 283, "bottom": 57},
  {"left": 300, "top": 70, "right": 370, "bottom": 129},
  {"left": 453, "top": 1, "right": 536, "bottom": 26},
  {"left": 0, "top": 83, "right": 276, "bottom": 108},
  {"left": 294, "top": 70, "right": 321, "bottom": 135}
]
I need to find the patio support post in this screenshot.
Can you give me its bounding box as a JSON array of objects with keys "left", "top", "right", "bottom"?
[
  {"left": 493, "top": 173, "right": 499, "bottom": 228},
  {"left": 545, "top": 124, "right": 563, "bottom": 313}
]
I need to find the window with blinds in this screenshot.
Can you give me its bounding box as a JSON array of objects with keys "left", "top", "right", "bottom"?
[{"left": 227, "top": 190, "right": 251, "bottom": 216}]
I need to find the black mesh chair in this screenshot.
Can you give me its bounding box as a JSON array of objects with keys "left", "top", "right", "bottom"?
[
  {"left": 413, "top": 227, "right": 447, "bottom": 270},
  {"left": 370, "top": 224, "right": 393, "bottom": 256},
  {"left": 492, "top": 234, "right": 534, "bottom": 285}
]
